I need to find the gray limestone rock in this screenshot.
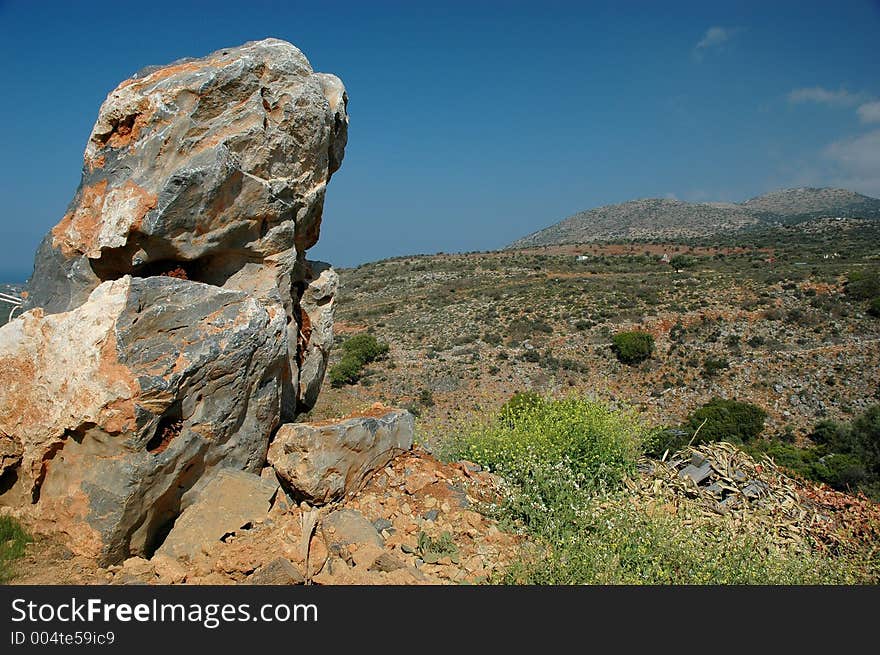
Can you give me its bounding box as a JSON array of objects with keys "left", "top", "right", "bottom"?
[
  {"left": 0, "top": 276, "right": 287, "bottom": 564},
  {"left": 268, "top": 409, "right": 414, "bottom": 504}
]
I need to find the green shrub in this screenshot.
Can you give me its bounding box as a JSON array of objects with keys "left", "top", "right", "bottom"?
[
  {"left": 611, "top": 331, "right": 655, "bottom": 365},
  {"left": 417, "top": 531, "right": 459, "bottom": 564},
  {"left": 341, "top": 333, "right": 389, "bottom": 362},
  {"left": 0, "top": 515, "right": 30, "bottom": 583},
  {"left": 813, "top": 453, "right": 868, "bottom": 491},
  {"left": 520, "top": 349, "right": 541, "bottom": 363},
  {"left": 868, "top": 297, "right": 880, "bottom": 318},
  {"left": 329, "top": 354, "right": 365, "bottom": 386},
  {"left": 845, "top": 270, "right": 880, "bottom": 300},
  {"left": 685, "top": 397, "right": 767, "bottom": 445},
  {"left": 670, "top": 255, "right": 697, "bottom": 269},
  {"left": 498, "top": 391, "right": 544, "bottom": 424},
  {"left": 418, "top": 389, "right": 435, "bottom": 408},
  {"left": 808, "top": 405, "right": 880, "bottom": 498},
  {"left": 328, "top": 333, "right": 389, "bottom": 387},
  {"left": 742, "top": 440, "right": 820, "bottom": 481}
]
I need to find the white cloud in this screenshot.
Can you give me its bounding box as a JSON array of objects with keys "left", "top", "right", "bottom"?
[
  {"left": 825, "top": 129, "right": 880, "bottom": 196},
  {"left": 788, "top": 86, "right": 863, "bottom": 107},
  {"left": 696, "top": 27, "right": 731, "bottom": 50},
  {"left": 693, "top": 26, "right": 739, "bottom": 60},
  {"left": 857, "top": 101, "right": 880, "bottom": 124}
]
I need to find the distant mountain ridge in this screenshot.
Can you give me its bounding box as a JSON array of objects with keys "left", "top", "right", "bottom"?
[{"left": 509, "top": 187, "right": 880, "bottom": 248}]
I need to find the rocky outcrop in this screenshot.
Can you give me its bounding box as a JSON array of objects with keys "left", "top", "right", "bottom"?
[
  {"left": 23, "top": 37, "right": 347, "bottom": 419},
  {"left": 268, "top": 408, "right": 414, "bottom": 503},
  {"left": 297, "top": 262, "right": 338, "bottom": 410},
  {"left": 0, "top": 276, "right": 287, "bottom": 562},
  {"left": 0, "top": 39, "right": 348, "bottom": 564},
  {"left": 25, "top": 38, "right": 347, "bottom": 315}
]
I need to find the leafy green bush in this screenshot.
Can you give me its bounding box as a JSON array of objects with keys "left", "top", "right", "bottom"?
[
  {"left": 670, "top": 255, "right": 697, "bottom": 269},
  {"left": 685, "top": 397, "right": 767, "bottom": 445},
  {"left": 868, "top": 297, "right": 880, "bottom": 318},
  {"left": 329, "top": 333, "right": 389, "bottom": 387},
  {"left": 417, "top": 531, "right": 459, "bottom": 564},
  {"left": 808, "top": 405, "right": 880, "bottom": 498},
  {"left": 328, "top": 356, "right": 364, "bottom": 386},
  {"left": 845, "top": 270, "right": 880, "bottom": 300},
  {"left": 742, "top": 439, "right": 820, "bottom": 481},
  {"left": 342, "top": 333, "right": 389, "bottom": 362},
  {"left": 418, "top": 389, "right": 435, "bottom": 408},
  {"left": 611, "top": 331, "right": 655, "bottom": 365},
  {"left": 0, "top": 516, "right": 30, "bottom": 583}
]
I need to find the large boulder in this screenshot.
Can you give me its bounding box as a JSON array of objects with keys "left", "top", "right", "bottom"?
[
  {"left": 268, "top": 408, "right": 414, "bottom": 504},
  {"left": 25, "top": 38, "right": 347, "bottom": 316},
  {"left": 0, "top": 276, "right": 287, "bottom": 563},
  {"left": 0, "top": 38, "right": 349, "bottom": 564},
  {"left": 23, "top": 38, "right": 346, "bottom": 420}
]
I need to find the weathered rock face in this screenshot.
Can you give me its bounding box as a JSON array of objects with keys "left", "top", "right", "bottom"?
[
  {"left": 297, "top": 262, "right": 338, "bottom": 410},
  {"left": 0, "top": 276, "right": 287, "bottom": 562},
  {"left": 25, "top": 38, "right": 347, "bottom": 316},
  {"left": 0, "top": 38, "right": 357, "bottom": 565},
  {"left": 23, "top": 37, "right": 346, "bottom": 420},
  {"left": 268, "top": 408, "right": 415, "bottom": 504}
]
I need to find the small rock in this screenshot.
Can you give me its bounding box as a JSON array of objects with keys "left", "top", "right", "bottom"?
[
  {"left": 322, "top": 509, "right": 384, "bottom": 549},
  {"left": 458, "top": 460, "right": 482, "bottom": 473},
  {"left": 151, "top": 554, "right": 187, "bottom": 585},
  {"left": 157, "top": 469, "right": 278, "bottom": 561},
  {"left": 121, "top": 556, "right": 154, "bottom": 578},
  {"left": 401, "top": 543, "right": 416, "bottom": 554},
  {"left": 404, "top": 470, "right": 435, "bottom": 495},
  {"left": 370, "top": 552, "right": 405, "bottom": 573},
  {"left": 249, "top": 558, "right": 305, "bottom": 585},
  {"left": 372, "top": 518, "right": 393, "bottom": 532},
  {"left": 422, "top": 509, "right": 440, "bottom": 521}
]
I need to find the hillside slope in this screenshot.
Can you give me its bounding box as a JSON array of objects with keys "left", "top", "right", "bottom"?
[
  {"left": 742, "top": 187, "right": 880, "bottom": 221},
  {"left": 509, "top": 187, "right": 880, "bottom": 248}
]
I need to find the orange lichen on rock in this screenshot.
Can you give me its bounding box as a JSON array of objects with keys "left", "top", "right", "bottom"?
[
  {"left": 50, "top": 180, "right": 156, "bottom": 258},
  {"left": 51, "top": 180, "right": 109, "bottom": 256}
]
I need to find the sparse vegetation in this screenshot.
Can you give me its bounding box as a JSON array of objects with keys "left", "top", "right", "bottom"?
[
  {"left": 417, "top": 531, "right": 459, "bottom": 564},
  {"left": 0, "top": 515, "right": 30, "bottom": 583},
  {"left": 443, "top": 397, "right": 873, "bottom": 584}
]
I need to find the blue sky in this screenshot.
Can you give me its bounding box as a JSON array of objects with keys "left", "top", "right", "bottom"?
[{"left": 0, "top": 0, "right": 878, "bottom": 279}]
